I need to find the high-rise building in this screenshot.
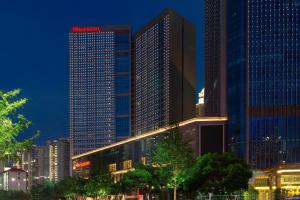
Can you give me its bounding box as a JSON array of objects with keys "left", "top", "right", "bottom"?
[
  {"left": 204, "top": 0, "right": 227, "bottom": 117},
  {"left": 48, "top": 138, "right": 70, "bottom": 182},
  {"left": 36, "top": 145, "right": 49, "bottom": 182},
  {"left": 23, "top": 145, "right": 50, "bottom": 187},
  {"left": 69, "top": 26, "right": 132, "bottom": 156},
  {"left": 134, "top": 9, "right": 196, "bottom": 135},
  {"left": 226, "top": 0, "right": 300, "bottom": 168}
]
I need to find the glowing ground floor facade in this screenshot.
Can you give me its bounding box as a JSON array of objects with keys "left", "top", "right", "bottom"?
[
  {"left": 251, "top": 164, "right": 300, "bottom": 200},
  {"left": 71, "top": 117, "right": 227, "bottom": 179}
]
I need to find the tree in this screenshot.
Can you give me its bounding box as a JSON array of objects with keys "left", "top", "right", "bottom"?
[
  {"left": 56, "top": 176, "right": 87, "bottom": 200},
  {"left": 121, "top": 166, "right": 152, "bottom": 194},
  {"left": 183, "top": 153, "right": 253, "bottom": 195},
  {"left": 0, "top": 190, "right": 31, "bottom": 200},
  {"left": 85, "top": 173, "right": 114, "bottom": 199},
  {"left": 120, "top": 164, "right": 163, "bottom": 199},
  {"left": 0, "top": 89, "right": 39, "bottom": 161},
  {"left": 243, "top": 186, "right": 258, "bottom": 200},
  {"left": 152, "top": 124, "right": 194, "bottom": 200},
  {"left": 30, "top": 180, "right": 60, "bottom": 200}
]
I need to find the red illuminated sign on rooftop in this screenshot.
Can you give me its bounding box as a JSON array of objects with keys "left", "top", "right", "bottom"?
[{"left": 71, "top": 26, "right": 101, "bottom": 33}]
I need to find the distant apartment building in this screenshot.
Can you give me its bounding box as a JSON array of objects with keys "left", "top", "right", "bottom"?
[
  {"left": 21, "top": 145, "right": 49, "bottom": 188},
  {"left": 204, "top": 0, "right": 227, "bottom": 117},
  {"left": 134, "top": 9, "right": 196, "bottom": 135},
  {"left": 48, "top": 138, "right": 70, "bottom": 182},
  {"left": 0, "top": 168, "right": 27, "bottom": 192},
  {"left": 36, "top": 145, "right": 50, "bottom": 182},
  {"left": 196, "top": 89, "right": 205, "bottom": 117},
  {"left": 69, "top": 26, "right": 132, "bottom": 156}
]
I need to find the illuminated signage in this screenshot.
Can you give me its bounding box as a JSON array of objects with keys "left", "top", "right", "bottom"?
[
  {"left": 71, "top": 26, "right": 100, "bottom": 33},
  {"left": 74, "top": 161, "right": 91, "bottom": 169}
]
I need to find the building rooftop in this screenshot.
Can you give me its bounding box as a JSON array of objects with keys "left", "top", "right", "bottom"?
[
  {"left": 72, "top": 117, "right": 227, "bottom": 160},
  {"left": 0, "top": 168, "right": 26, "bottom": 174}
]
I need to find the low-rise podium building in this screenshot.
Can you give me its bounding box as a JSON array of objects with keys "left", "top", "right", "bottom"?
[
  {"left": 72, "top": 117, "right": 227, "bottom": 179},
  {"left": 0, "top": 168, "right": 27, "bottom": 192},
  {"left": 251, "top": 163, "right": 300, "bottom": 200}
]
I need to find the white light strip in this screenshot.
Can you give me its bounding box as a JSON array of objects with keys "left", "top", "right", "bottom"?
[
  {"left": 72, "top": 117, "right": 227, "bottom": 160},
  {"left": 111, "top": 168, "right": 134, "bottom": 175},
  {"left": 277, "top": 169, "right": 300, "bottom": 174}
]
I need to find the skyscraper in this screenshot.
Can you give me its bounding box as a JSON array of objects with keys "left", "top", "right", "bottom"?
[
  {"left": 227, "top": 0, "right": 300, "bottom": 168},
  {"left": 134, "top": 9, "right": 196, "bottom": 135},
  {"left": 69, "top": 26, "right": 132, "bottom": 156},
  {"left": 48, "top": 138, "right": 70, "bottom": 182},
  {"left": 204, "top": 0, "right": 227, "bottom": 117}
]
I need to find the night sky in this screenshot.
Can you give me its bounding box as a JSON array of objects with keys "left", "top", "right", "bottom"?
[{"left": 0, "top": 0, "right": 204, "bottom": 144}]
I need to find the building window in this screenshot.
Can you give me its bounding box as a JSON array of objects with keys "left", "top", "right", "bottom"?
[
  {"left": 141, "top": 157, "right": 146, "bottom": 165},
  {"left": 109, "top": 163, "right": 117, "bottom": 172},
  {"left": 123, "top": 160, "right": 132, "bottom": 170}
]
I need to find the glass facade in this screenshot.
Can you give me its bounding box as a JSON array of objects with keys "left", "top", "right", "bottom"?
[
  {"left": 135, "top": 15, "right": 170, "bottom": 134},
  {"left": 227, "top": 0, "right": 300, "bottom": 168},
  {"left": 134, "top": 9, "right": 196, "bottom": 136},
  {"left": 227, "top": 0, "right": 247, "bottom": 159},
  {"left": 204, "top": 0, "right": 227, "bottom": 117},
  {"left": 69, "top": 26, "right": 131, "bottom": 156}
]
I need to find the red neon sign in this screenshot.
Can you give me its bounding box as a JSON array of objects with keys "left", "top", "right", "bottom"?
[
  {"left": 74, "top": 161, "right": 91, "bottom": 168},
  {"left": 71, "top": 26, "right": 101, "bottom": 33}
]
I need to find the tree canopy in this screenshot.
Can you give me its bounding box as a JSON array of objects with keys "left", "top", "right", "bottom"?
[
  {"left": 183, "top": 152, "right": 253, "bottom": 194},
  {"left": 152, "top": 124, "right": 194, "bottom": 200},
  {"left": 0, "top": 89, "right": 40, "bottom": 161},
  {"left": 85, "top": 173, "right": 114, "bottom": 198}
]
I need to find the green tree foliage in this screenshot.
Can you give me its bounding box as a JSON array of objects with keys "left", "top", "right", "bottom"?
[
  {"left": 183, "top": 153, "right": 253, "bottom": 194},
  {"left": 0, "top": 190, "right": 31, "bottom": 200},
  {"left": 121, "top": 166, "right": 152, "bottom": 193},
  {"left": 243, "top": 185, "right": 258, "bottom": 200},
  {"left": 152, "top": 124, "right": 194, "bottom": 200},
  {"left": 85, "top": 173, "right": 114, "bottom": 198},
  {"left": 31, "top": 178, "right": 88, "bottom": 200},
  {"left": 0, "top": 89, "right": 40, "bottom": 161},
  {"left": 121, "top": 164, "right": 163, "bottom": 198},
  {"left": 30, "top": 180, "right": 60, "bottom": 200},
  {"left": 56, "top": 176, "right": 87, "bottom": 199}
]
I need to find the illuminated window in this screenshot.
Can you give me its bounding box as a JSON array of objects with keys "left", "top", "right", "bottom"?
[
  {"left": 141, "top": 157, "right": 146, "bottom": 165},
  {"left": 123, "top": 160, "right": 132, "bottom": 170},
  {"left": 109, "top": 163, "right": 117, "bottom": 172}
]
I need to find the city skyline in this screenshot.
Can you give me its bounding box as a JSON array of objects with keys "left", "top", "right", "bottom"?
[{"left": 0, "top": 0, "right": 204, "bottom": 144}]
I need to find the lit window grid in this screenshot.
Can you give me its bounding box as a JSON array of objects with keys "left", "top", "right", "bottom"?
[
  {"left": 247, "top": 1, "right": 300, "bottom": 168},
  {"left": 70, "top": 31, "right": 116, "bottom": 155},
  {"left": 135, "top": 16, "right": 170, "bottom": 134}
]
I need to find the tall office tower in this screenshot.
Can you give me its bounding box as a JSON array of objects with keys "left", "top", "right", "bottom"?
[
  {"left": 134, "top": 9, "right": 196, "bottom": 135},
  {"left": 69, "top": 26, "right": 132, "bottom": 156},
  {"left": 204, "top": 0, "right": 227, "bottom": 116},
  {"left": 48, "top": 138, "right": 70, "bottom": 182},
  {"left": 227, "top": 0, "right": 300, "bottom": 168}
]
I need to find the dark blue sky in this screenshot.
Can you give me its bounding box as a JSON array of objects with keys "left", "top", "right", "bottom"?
[{"left": 0, "top": 0, "right": 204, "bottom": 144}]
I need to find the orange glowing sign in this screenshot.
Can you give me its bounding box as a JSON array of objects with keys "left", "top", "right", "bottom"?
[
  {"left": 71, "top": 26, "right": 101, "bottom": 33},
  {"left": 74, "top": 161, "right": 91, "bottom": 169}
]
